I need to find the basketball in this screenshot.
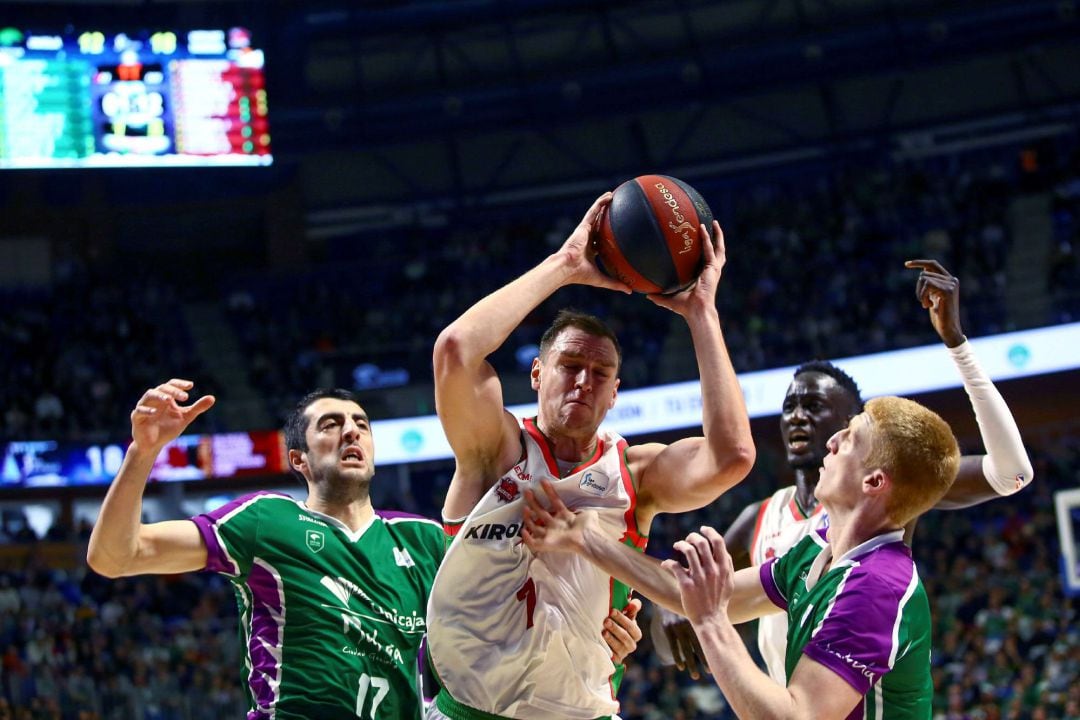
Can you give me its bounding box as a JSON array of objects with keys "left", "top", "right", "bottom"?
[{"left": 594, "top": 174, "right": 714, "bottom": 295}]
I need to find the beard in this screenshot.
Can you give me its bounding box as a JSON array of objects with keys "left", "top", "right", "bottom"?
[{"left": 311, "top": 464, "right": 372, "bottom": 504}]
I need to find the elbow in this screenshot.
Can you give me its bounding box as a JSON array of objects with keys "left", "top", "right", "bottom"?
[
  {"left": 86, "top": 541, "right": 129, "bottom": 579},
  {"left": 86, "top": 549, "right": 122, "bottom": 579},
  {"left": 699, "top": 442, "right": 757, "bottom": 505},
  {"left": 433, "top": 325, "right": 471, "bottom": 379},
  {"left": 723, "top": 442, "right": 757, "bottom": 487}
]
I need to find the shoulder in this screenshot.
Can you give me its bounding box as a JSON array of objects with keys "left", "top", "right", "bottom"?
[
  {"left": 624, "top": 441, "right": 665, "bottom": 467},
  {"left": 200, "top": 490, "right": 297, "bottom": 522},
  {"left": 839, "top": 546, "right": 925, "bottom": 612},
  {"left": 775, "top": 530, "right": 828, "bottom": 572},
  {"left": 376, "top": 510, "right": 442, "bottom": 529},
  {"left": 376, "top": 510, "right": 445, "bottom": 540}
]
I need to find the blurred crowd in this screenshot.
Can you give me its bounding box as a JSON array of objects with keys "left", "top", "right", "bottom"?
[
  {"left": 0, "top": 254, "right": 213, "bottom": 442},
  {"left": 3, "top": 138, "right": 1079, "bottom": 441},
  {"left": 0, "top": 435, "right": 1076, "bottom": 718}
]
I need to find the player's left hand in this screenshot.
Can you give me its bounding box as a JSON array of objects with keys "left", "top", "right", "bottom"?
[
  {"left": 905, "top": 259, "right": 966, "bottom": 348},
  {"left": 521, "top": 479, "right": 597, "bottom": 555},
  {"left": 661, "top": 526, "right": 733, "bottom": 626},
  {"left": 604, "top": 597, "right": 644, "bottom": 664},
  {"left": 647, "top": 220, "right": 726, "bottom": 316}
]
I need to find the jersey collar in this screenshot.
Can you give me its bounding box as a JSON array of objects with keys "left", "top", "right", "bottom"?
[
  {"left": 804, "top": 528, "right": 905, "bottom": 590},
  {"left": 300, "top": 502, "right": 377, "bottom": 543}
]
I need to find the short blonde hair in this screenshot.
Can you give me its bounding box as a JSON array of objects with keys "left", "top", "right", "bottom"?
[{"left": 864, "top": 396, "right": 960, "bottom": 526}]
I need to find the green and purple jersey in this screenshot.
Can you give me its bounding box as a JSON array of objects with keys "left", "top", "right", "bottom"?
[
  {"left": 761, "top": 528, "right": 933, "bottom": 719},
  {"left": 192, "top": 492, "right": 444, "bottom": 720}
]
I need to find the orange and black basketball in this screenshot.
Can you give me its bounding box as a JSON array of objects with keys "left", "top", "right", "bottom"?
[{"left": 594, "top": 174, "right": 714, "bottom": 295}]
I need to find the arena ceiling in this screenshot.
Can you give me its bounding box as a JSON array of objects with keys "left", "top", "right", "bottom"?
[
  {"left": 5, "top": 0, "right": 1080, "bottom": 224},
  {"left": 270, "top": 0, "right": 1080, "bottom": 231}
]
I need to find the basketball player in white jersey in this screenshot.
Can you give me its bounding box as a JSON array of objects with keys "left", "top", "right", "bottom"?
[
  {"left": 425, "top": 193, "right": 755, "bottom": 719},
  {"left": 657, "top": 259, "right": 1035, "bottom": 683}
]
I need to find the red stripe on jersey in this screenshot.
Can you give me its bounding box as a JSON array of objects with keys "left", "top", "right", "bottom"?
[
  {"left": 570, "top": 437, "right": 605, "bottom": 474},
  {"left": 750, "top": 497, "right": 772, "bottom": 563},
  {"left": 524, "top": 417, "right": 560, "bottom": 477},
  {"left": 523, "top": 417, "right": 606, "bottom": 477},
  {"left": 617, "top": 439, "right": 648, "bottom": 550},
  {"left": 444, "top": 520, "right": 464, "bottom": 537}
]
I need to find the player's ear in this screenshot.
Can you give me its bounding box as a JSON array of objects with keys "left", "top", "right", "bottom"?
[
  {"left": 530, "top": 358, "right": 542, "bottom": 390},
  {"left": 863, "top": 468, "right": 890, "bottom": 495},
  {"left": 288, "top": 448, "right": 307, "bottom": 476},
  {"left": 608, "top": 378, "right": 620, "bottom": 409}
]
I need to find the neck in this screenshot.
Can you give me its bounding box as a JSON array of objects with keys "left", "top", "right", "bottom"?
[
  {"left": 537, "top": 419, "right": 598, "bottom": 468},
  {"left": 306, "top": 486, "right": 374, "bottom": 533},
  {"left": 822, "top": 505, "right": 899, "bottom": 560},
  {"left": 791, "top": 467, "right": 820, "bottom": 512}
]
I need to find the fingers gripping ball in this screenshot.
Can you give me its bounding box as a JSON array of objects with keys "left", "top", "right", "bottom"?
[{"left": 595, "top": 175, "right": 714, "bottom": 294}]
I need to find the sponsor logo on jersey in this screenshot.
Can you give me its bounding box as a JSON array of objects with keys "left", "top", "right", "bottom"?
[
  {"left": 394, "top": 547, "right": 415, "bottom": 568},
  {"left": 579, "top": 471, "right": 609, "bottom": 496},
  {"left": 495, "top": 476, "right": 520, "bottom": 503},
  {"left": 306, "top": 529, "right": 325, "bottom": 553},
  {"left": 463, "top": 522, "right": 522, "bottom": 540},
  {"left": 299, "top": 513, "right": 328, "bottom": 528}
]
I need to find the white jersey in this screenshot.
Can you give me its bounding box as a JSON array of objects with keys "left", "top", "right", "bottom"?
[
  {"left": 750, "top": 485, "right": 828, "bottom": 685},
  {"left": 427, "top": 418, "right": 646, "bottom": 719}
]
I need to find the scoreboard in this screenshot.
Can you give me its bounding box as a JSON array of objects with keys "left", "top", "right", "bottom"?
[
  {"left": 0, "top": 26, "right": 272, "bottom": 168},
  {"left": 0, "top": 431, "right": 288, "bottom": 489}
]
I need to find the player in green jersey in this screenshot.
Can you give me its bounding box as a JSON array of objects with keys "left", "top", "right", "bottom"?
[
  {"left": 87, "top": 382, "right": 641, "bottom": 719},
  {"left": 88, "top": 383, "right": 444, "bottom": 719}
]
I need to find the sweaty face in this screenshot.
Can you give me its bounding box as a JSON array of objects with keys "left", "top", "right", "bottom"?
[
  {"left": 780, "top": 372, "right": 858, "bottom": 472},
  {"left": 295, "top": 397, "right": 376, "bottom": 488},
  {"left": 532, "top": 327, "right": 620, "bottom": 438}
]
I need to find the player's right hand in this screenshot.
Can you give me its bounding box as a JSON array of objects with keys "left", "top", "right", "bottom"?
[
  {"left": 904, "top": 259, "right": 966, "bottom": 347},
  {"left": 558, "top": 192, "right": 632, "bottom": 294},
  {"left": 131, "top": 379, "right": 216, "bottom": 452}
]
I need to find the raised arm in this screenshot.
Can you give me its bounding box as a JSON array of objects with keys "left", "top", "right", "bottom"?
[
  {"left": 433, "top": 193, "right": 628, "bottom": 518},
  {"left": 905, "top": 260, "right": 1034, "bottom": 509},
  {"left": 633, "top": 222, "right": 756, "bottom": 523},
  {"left": 86, "top": 379, "right": 215, "bottom": 578}
]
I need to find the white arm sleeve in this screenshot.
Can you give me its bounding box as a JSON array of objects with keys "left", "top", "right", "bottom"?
[{"left": 948, "top": 340, "right": 1034, "bottom": 495}]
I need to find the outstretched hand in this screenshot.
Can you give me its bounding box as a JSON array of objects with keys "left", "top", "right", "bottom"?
[
  {"left": 661, "top": 526, "right": 733, "bottom": 627},
  {"left": 559, "top": 192, "right": 632, "bottom": 293},
  {"left": 904, "top": 259, "right": 965, "bottom": 347},
  {"left": 647, "top": 220, "right": 726, "bottom": 316},
  {"left": 521, "top": 479, "right": 596, "bottom": 555},
  {"left": 130, "top": 379, "right": 216, "bottom": 452}
]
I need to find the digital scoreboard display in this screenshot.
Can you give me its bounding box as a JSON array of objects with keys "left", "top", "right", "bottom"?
[
  {"left": 0, "top": 26, "right": 272, "bottom": 168},
  {"left": 0, "top": 430, "right": 287, "bottom": 489}
]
